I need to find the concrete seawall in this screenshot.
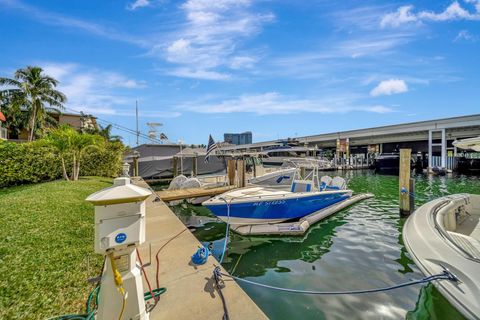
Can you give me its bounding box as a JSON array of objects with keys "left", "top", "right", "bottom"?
[{"left": 132, "top": 178, "right": 267, "bottom": 320}]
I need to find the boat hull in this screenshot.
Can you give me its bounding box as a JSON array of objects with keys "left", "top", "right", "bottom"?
[
  {"left": 403, "top": 194, "right": 480, "bottom": 320},
  {"left": 204, "top": 190, "right": 352, "bottom": 225}
]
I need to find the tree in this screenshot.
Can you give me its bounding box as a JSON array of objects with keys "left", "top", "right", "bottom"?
[
  {"left": 97, "top": 124, "right": 122, "bottom": 142},
  {"left": 70, "top": 131, "right": 103, "bottom": 180},
  {"left": 45, "top": 126, "right": 103, "bottom": 181},
  {"left": 44, "top": 125, "right": 75, "bottom": 180},
  {"left": 0, "top": 66, "right": 66, "bottom": 141},
  {"left": 0, "top": 91, "right": 29, "bottom": 138}
]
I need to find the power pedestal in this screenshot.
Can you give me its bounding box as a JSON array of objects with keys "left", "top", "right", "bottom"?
[{"left": 86, "top": 177, "right": 152, "bottom": 320}]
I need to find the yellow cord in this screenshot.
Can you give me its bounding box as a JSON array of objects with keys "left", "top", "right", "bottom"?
[{"left": 108, "top": 252, "right": 127, "bottom": 320}]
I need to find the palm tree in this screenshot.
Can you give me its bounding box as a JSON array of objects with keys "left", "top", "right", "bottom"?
[
  {"left": 0, "top": 66, "right": 66, "bottom": 141},
  {"left": 46, "top": 125, "right": 103, "bottom": 181},
  {"left": 70, "top": 131, "right": 103, "bottom": 180},
  {"left": 45, "top": 125, "right": 75, "bottom": 180},
  {"left": 98, "top": 124, "right": 122, "bottom": 142}
]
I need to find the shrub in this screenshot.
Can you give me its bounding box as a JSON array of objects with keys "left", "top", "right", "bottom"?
[
  {"left": 81, "top": 141, "right": 125, "bottom": 177},
  {"left": 0, "top": 138, "right": 125, "bottom": 188},
  {"left": 0, "top": 141, "right": 61, "bottom": 187}
]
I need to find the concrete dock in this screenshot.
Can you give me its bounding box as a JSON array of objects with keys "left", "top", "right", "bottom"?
[{"left": 132, "top": 178, "right": 267, "bottom": 320}]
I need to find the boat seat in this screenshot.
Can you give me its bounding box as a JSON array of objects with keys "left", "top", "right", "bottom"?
[
  {"left": 291, "top": 180, "right": 314, "bottom": 193},
  {"left": 455, "top": 211, "right": 480, "bottom": 240},
  {"left": 328, "top": 177, "right": 346, "bottom": 190},
  {"left": 320, "top": 176, "right": 332, "bottom": 191},
  {"left": 443, "top": 209, "right": 457, "bottom": 232},
  {"left": 447, "top": 231, "right": 480, "bottom": 260}
]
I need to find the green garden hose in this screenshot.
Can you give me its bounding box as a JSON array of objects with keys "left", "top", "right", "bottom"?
[{"left": 48, "top": 285, "right": 166, "bottom": 320}]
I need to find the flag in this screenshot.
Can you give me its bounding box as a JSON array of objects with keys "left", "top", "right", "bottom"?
[{"left": 205, "top": 135, "right": 218, "bottom": 163}]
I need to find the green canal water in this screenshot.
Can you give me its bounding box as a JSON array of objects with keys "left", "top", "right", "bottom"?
[{"left": 165, "top": 171, "right": 480, "bottom": 320}]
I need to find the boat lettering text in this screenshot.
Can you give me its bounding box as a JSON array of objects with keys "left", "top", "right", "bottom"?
[{"left": 252, "top": 200, "right": 286, "bottom": 206}]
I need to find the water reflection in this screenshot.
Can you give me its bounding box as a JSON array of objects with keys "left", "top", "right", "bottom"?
[{"left": 169, "top": 171, "right": 478, "bottom": 319}]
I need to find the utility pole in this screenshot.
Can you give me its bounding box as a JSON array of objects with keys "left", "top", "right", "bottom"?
[{"left": 136, "top": 100, "right": 139, "bottom": 146}]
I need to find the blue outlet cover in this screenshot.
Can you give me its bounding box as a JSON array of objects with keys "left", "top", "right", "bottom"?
[{"left": 115, "top": 233, "right": 127, "bottom": 244}]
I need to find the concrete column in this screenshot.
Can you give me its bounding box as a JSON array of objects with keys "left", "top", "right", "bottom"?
[
  {"left": 441, "top": 129, "right": 446, "bottom": 168},
  {"left": 346, "top": 138, "right": 350, "bottom": 163},
  {"left": 428, "top": 130, "right": 433, "bottom": 170}
]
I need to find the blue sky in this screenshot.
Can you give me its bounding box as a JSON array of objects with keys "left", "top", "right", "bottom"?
[{"left": 1, "top": 0, "right": 479, "bottom": 145}]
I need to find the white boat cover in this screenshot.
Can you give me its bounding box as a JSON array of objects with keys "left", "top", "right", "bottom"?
[{"left": 453, "top": 136, "right": 480, "bottom": 151}]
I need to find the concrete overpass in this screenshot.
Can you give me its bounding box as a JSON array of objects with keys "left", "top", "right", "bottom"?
[{"left": 219, "top": 114, "right": 480, "bottom": 169}]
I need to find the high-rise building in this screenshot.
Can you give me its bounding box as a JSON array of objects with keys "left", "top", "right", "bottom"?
[{"left": 224, "top": 131, "right": 252, "bottom": 145}]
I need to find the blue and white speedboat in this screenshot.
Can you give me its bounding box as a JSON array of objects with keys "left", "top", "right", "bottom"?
[{"left": 203, "top": 162, "right": 352, "bottom": 225}]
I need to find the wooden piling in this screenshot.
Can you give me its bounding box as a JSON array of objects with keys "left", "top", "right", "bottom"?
[
  {"left": 399, "top": 149, "right": 412, "bottom": 216},
  {"left": 237, "top": 159, "right": 246, "bottom": 187},
  {"left": 300, "top": 167, "right": 306, "bottom": 179},
  {"left": 133, "top": 155, "right": 139, "bottom": 177},
  {"left": 227, "top": 159, "right": 236, "bottom": 186},
  {"left": 172, "top": 156, "right": 178, "bottom": 177},
  {"left": 192, "top": 156, "right": 198, "bottom": 177}
]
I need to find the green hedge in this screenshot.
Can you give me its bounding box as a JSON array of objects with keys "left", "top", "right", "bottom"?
[
  {"left": 81, "top": 141, "right": 125, "bottom": 177},
  {"left": 0, "top": 140, "right": 125, "bottom": 188}
]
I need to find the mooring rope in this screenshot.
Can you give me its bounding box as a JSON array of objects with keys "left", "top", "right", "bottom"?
[
  {"left": 215, "top": 267, "right": 457, "bottom": 295},
  {"left": 213, "top": 193, "right": 458, "bottom": 297},
  {"left": 217, "top": 196, "right": 233, "bottom": 264}
]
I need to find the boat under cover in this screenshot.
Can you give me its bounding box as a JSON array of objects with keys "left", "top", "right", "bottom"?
[
  {"left": 248, "top": 167, "right": 297, "bottom": 187},
  {"left": 403, "top": 194, "right": 480, "bottom": 320},
  {"left": 203, "top": 185, "right": 352, "bottom": 225}
]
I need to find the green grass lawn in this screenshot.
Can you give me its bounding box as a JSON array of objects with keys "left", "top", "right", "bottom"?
[{"left": 0, "top": 177, "right": 112, "bottom": 319}]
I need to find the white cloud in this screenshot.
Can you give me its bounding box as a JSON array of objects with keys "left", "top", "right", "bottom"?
[
  {"left": 419, "top": 1, "right": 477, "bottom": 21},
  {"left": 1, "top": 0, "right": 146, "bottom": 46},
  {"left": 41, "top": 62, "right": 146, "bottom": 115},
  {"left": 127, "top": 0, "right": 151, "bottom": 10},
  {"left": 339, "top": 34, "right": 411, "bottom": 58},
  {"left": 229, "top": 56, "right": 257, "bottom": 69},
  {"left": 180, "top": 92, "right": 395, "bottom": 115},
  {"left": 454, "top": 29, "right": 478, "bottom": 41},
  {"left": 370, "top": 79, "right": 408, "bottom": 96},
  {"left": 380, "top": 5, "right": 417, "bottom": 28},
  {"left": 159, "top": 0, "right": 274, "bottom": 80},
  {"left": 381, "top": 1, "right": 480, "bottom": 28},
  {"left": 167, "top": 68, "right": 231, "bottom": 80}
]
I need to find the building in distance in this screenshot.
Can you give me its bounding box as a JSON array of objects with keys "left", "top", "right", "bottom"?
[{"left": 224, "top": 131, "right": 252, "bottom": 145}]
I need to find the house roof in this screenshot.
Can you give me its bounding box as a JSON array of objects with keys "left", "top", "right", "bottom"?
[{"left": 0, "top": 111, "right": 5, "bottom": 122}]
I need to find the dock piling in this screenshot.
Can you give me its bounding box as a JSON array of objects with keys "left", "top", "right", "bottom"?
[
  {"left": 133, "top": 151, "right": 139, "bottom": 177},
  {"left": 227, "top": 159, "right": 236, "bottom": 186},
  {"left": 192, "top": 155, "right": 198, "bottom": 177},
  {"left": 300, "top": 166, "right": 306, "bottom": 179},
  {"left": 237, "top": 159, "right": 246, "bottom": 187},
  {"left": 399, "top": 149, "right": 412, "bottom": 216},
  {"left": 172, "top": 156, "right": 178, "bottom": 177}
]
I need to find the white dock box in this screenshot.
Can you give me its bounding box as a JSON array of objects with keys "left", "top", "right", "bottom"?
[{"left": 85, "top": 177, "right": 152, "bottom": 254}]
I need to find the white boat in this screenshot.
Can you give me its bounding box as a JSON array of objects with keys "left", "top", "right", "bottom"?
[
  {"left": 248, "top": 167, "right": 297, "bottom": 187},
  {"left": 453, "top": 136, "right": 480, "bottom": 151},
  {"left": 203, "top": 164, "right": 352, "bottom": 225},
  {"left": 260, "top": 146, "right": 331, "bottom": 167},
  {"left": 403, "top": 194, "right": 480, "bottom": 319},
  {"left": 283, "top": 157, "right": 333, "bottom": 170}
]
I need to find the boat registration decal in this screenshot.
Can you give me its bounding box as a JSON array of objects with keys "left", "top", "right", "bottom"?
[{"left": 252, "top": 200, "right": 286, "bottom": 206}]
